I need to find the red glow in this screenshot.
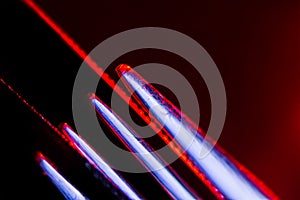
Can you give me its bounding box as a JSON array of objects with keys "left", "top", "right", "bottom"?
[
  {"left": 23, "top": 0, "right": 156, "bottom": 136},
  {"left": 21, "top": 0, "right": 229, "bottom": 193},
  {"left": 215, "top": 145, "right": 280, "bottom": 200},
  {"left": 22, "top": 2, "right": 278, "bottom": 199},
  {"left": 36, "top": 152, "right": 59, "bottom": 172},
  {"left": 116, "top": 64, "right": 279, "bottom": 200},
  {"left": 60, "top": 123, "right": 98, "bottom": 168},
  {"left": 0, "top": 78, "right": 67, "bottom": 141},
  {"left": 36, "top": 151, "right": 47, "bottom": 163}
]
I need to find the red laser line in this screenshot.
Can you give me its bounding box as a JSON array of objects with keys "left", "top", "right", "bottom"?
[
  {"left": 21, "top": 2, "right": 229, "bottom": 198},
  {"left": 0, "top": 77, "right": 72, "bottom": 146},
  {"left": 117, "top": 64, "right": 279, "bottom": 200},
  {"left": 22, "top": 0, "right": 164, "bottom": 141},
  {"left": 22, "top": 2, "right": 278, "bottom": 199}
]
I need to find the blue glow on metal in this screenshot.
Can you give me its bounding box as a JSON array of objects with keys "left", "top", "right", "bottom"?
[
  {"left": 92, "top": 97, "right": 200, "bottom": 200},
  {"left": 38, "top": 154, "right": 88, "bottom": 200},
  {"left": 62, "top": 125, "right": 142, "bottom": 200},
  {"left": 117, "top": 65, "right": 271, "bottom": 200}
]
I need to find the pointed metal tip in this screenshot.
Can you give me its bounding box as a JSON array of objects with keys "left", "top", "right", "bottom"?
[
  {"left": 88, "top": 93, "right": 97, "bottom": 101},
  {"left": 61, "top": 123, "right": 73, "bottom": 135},
  {"left": 116, "top": 64, "right": 132, "bottom": 77},
  {"left": 90, "top": 95, "right": 108, "bottom": 115},
  {"left": 61, "top": 123, "right": 80, "bottom": 145},
  {"left": 61, "top": 122, "right": 69, "bottom": 130},
  {"left": 89, "top": 94, "right": 102, "bottom": 110},
  {"left": 36, "top": 152, "right": 59, "bottom": 171},
  {"left": 36, "top": 151, "right": 45, "bottom": 163}
]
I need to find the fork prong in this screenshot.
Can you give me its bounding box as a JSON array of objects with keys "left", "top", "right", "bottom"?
[
  {"left": 61, "top": 124, "right": 143, "bottom": 200},
  {"left": 91, "top": 96, "right": 201, "bottom": 200},
  {"left": 36, "top": 152, "right": 89, "bottom": 200},
  {"left": 116, "top": 64, "right": 278, "bottom": 200}
]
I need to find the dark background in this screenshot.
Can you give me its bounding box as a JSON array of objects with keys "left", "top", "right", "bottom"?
[{"left": 1, "top": 0, "right": 300, "bottom": 199}]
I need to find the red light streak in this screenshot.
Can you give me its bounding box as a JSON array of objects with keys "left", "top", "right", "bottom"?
[
  {"left": 0, "top": 78, "right": 67, "bottom": 141},
  {"left": 21, "top": 2, "right": 230, "bottom": 197},
  {"left": 117, "top": 64, "right": 279, "bottom": 200},
  {"left": 22, "top": 1, "right": 279, "bottom": 199},
  {"left": 22, "top": 0, "right": 153, "bottom": 132}
]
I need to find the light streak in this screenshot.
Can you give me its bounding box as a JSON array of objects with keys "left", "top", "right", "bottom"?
[
  {"left": 37, "top": 152, "right": 89, "bottom": 200},
  {"left": 61, "top": 124, "right": 142, "bottom": 200},
  {"left": 21, "top": 1, "right": 279, "bottom": 198},
  {"left": 116, "top": 64, "right": 279, "bottom": 200},
  {"left": 0, "top": 76, "right": 141, "bottom": 200},
  {"left": 0, "top": 77, "right": 64, "bottom": 138},
  {"left": 22, "top": 0, "right": 157, "bottom": 133},
  {"left": 91, "top": 97, "right": 200, "bottom": 200},
  {"left": 20, "top": 2, "right": 195, "bottom": 196}
]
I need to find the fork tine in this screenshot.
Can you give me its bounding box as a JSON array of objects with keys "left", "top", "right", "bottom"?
[
  {"left": 37, "top": 152, "right": 89, "bottom": 200},
  {"left": 61, "top": 123, "right": 143, "bottom": 200},
  {"left": 116, "top": 64, "right": 278, "bottom": 200},
  {"left": 91, "top": 96, "right": 201, "bottom": 200}
]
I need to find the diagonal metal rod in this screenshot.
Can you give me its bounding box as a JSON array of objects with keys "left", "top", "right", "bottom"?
[
  {"left": 61, "top": 124, "right": 143, "bottom": 200},
  {"left": 116, "top": 64, "right": 279, "bottom": 200},
  {"left": 20, "top": 1, "right": 280, "bottom": 198},
  {"left": 0, "top": 76, "right": 142, "bottom": 199},
  {"left": 37, "top": 152, "right": 89, "bottom": 200},
  {"left": 91, "top": 96, "right": 200, "bottom": 200}
]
